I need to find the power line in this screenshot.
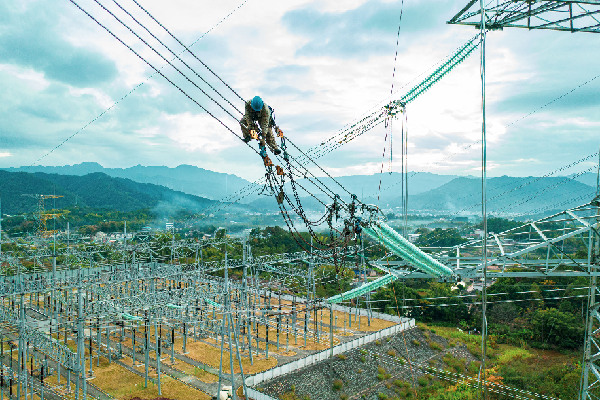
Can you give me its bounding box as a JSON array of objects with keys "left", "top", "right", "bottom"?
[
  {"left": 90, "top": 0, "right": 241, "bottom": 122},
  {"left": 129, "top": 0, "right": 245, "bottom": 103},
  {"left": 31, "top": 0, "right": 249, "bottom": 166}
]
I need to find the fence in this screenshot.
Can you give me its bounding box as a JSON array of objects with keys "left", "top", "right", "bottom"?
[
  {"left": 276, "top": 293, "right": 404, "bottom": 324},
  {"left": 245, "top": 317, "right": 415, "bottom": 389}
]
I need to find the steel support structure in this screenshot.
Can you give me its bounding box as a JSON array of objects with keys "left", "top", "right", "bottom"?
[
  {"left": 580, "top": 196, "right": 600, "bottom": 399},
  {"left": 449, "top": 0, "right": 600, "bottom": 33}
]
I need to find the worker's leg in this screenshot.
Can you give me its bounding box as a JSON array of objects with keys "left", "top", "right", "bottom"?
[
  {"left": 264, "top": 126, "right": 281, "bottom": 155},
  {"left": 240, "top": 116, "right": 251, "bottom": 143}
]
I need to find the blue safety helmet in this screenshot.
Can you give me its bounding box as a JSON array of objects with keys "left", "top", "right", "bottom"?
[{"left": 250, "top": 96, "right": 264, "bottom": 112}]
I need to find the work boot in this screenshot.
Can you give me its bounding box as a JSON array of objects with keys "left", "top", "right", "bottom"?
[
  {"left": 242, "top": 137, "right": 251, "bottom": 143},
  {"left": 273, "top": 148, "right": 281, "bottom": 156}
]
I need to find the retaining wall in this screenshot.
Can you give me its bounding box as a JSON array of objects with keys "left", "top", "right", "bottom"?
[
  {"left": 246, "top": 387, "right": 279, "bottom": 400},
  {"left": 245, "top": 317, "right": 414, "bottom": 389}
]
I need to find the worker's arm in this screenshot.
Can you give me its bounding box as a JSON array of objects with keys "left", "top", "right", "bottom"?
[{"left": 242, "top": 101, "right": 253, "bottom": 126}]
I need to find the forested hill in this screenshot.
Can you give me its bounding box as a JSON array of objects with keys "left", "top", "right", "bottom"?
[
  {"left": 2, "top": 163, "right": 255, "bottom": 202},
  {"left": 0, "top": 170, "right": 218, "bottom": 215},
  {"left": 407, "top": 175, "right": 596, "bottom": 214}
]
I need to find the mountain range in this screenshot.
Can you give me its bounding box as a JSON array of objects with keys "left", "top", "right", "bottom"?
[
  {"left": 3, "top": 163, "right": 256, "bottom": 202},
  {"left": 1, "top": 164, "right": 597, "bottom": 217},
  {"left": 0, "top": 170, "right": 218, "bottom": 215},
  {"left": 407, "top": 175, "right": 596, "bottom": 215}
]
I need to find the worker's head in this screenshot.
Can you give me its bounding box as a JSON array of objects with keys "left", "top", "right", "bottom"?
[{"left": 250, "top": 96, "right": 264, "bottom": 112}]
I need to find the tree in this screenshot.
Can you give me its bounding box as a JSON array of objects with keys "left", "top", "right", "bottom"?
[
  {"left": 530, "top": 308, "right": 583, "bottom": 349},
  {"left": 415, "top": 228, "right": 467, "bottom": 247},
  {"left": 475, "top": 217, "right": 521, "bottom": 234},
  {"left": 315, "top": 265, "right": 354, "bottom": 298}
]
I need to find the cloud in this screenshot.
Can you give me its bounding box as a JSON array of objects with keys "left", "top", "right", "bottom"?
[
  {"left": 0, "top": 0, "right": 118, "bottom": 87},
  {"left": 282, "top": 0, "right": 454, "bottom": 58},
  {"left": 0, "top": 0, "right": 597, "bottom": 185},
  {"left": 163, "top": 112, "right": 240, "bottom": 153}
]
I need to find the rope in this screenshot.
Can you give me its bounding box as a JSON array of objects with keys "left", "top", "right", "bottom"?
[
  {"left": 377, "top": 0, "right": 405, "bottom": 204},
  {"left": 478, "top": 2, "right": 488, "bottom": 397},
  {"left": 390, "top": 280, "right": 419, "bottom": 399}
]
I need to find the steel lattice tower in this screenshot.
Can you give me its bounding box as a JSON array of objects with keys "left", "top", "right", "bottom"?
[{"left": 448, "top": 2, "right": 600, "bottom": 397}]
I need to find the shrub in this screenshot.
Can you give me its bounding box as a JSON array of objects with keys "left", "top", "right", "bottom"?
[
  {"left": 340, "top": 395, "right": 348, "bottom": 400},
  {"left": 377, "top": 366, "right": 391, "bottom": 381},
  {"left": 468, "top": 361, "right": 481, "bottom": 374},
  {"left": 360, "top": 355, "right": 366, "bottom": 363},
  {"left": 375, "top": 340, "right": 382, "bottom": 345},
  {"left": 387, "top": 349, "right": 396, "bottom": 357},
  {"left": 337, "top": 354, "right": 347, "bottom": 360},
  {"left": 417, "top": 376, "right": 428, "bottom": 386},
  {"left": 333, "top": 379, "right": 343, "bottom": 391},
  {"left": 412, "top": 339, "right": 420, "bottom": 346},
  {"left": 377, "top": 393, "right": 388, "bottom": 400}
]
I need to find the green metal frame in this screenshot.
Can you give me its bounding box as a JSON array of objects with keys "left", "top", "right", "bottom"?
[{"left": 449, "top": 0, "right": 600, "bottom": 33}]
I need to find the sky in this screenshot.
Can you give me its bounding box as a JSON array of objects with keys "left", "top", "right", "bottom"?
[{"left": 0, "top": 0, "right": 599, "bottom": 182}]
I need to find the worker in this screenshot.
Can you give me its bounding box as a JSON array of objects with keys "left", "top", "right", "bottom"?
[{"left": 240, "top": 95, "right": 281, "bottom": 155}]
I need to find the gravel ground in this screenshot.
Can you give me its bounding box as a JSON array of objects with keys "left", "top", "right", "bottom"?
[{"left": 258, "top": 327, "right": 479, "bottom": 400}]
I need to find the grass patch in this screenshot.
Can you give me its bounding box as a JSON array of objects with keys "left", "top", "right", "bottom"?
[
  {"left": 91, "top": 358, "right": 210, "bottom": 400},
  {"left": 428, "top": 341, "right": 443, "bottom": 351},
  {"left": 497, "top": 347, "right": 532, "bottom": 364}
]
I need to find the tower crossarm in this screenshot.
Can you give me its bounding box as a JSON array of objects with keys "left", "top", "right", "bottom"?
[{"left": 449, "top": 0, "right": 600, "bottom": 33}]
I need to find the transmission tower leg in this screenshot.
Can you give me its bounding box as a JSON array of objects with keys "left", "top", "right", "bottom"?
[
  {"left": 106, "top": 327, "right": 111, "bottom": 365},
  {"left": 231, "top": 314, "right": 247, "bottom": 399},
  {"left": 227, "top": 316, "right": 235, "bottom": 400},
  {"left": 580, "top": 210, "right": 600, "bottom": 400},
  {"left": 183, "top": 323, "right": 187, "bottom": 354},
  {"left": 155, "top": 322, "right": 161, "bottom": 396},
  {"left": 144, "top": 320, "right": 149, "bottom": 388},
  {"left": 132, "top": 329, "right": 136, "bottom": 366},
  {"left": 17, "top": 294, "right": 24, "bottom": 400},
  {"left": 217, "top": 317, "right": 226, "bottom": 399},
  {"left": 96, "top": 319, "right": 100, "bottom": 367}
]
